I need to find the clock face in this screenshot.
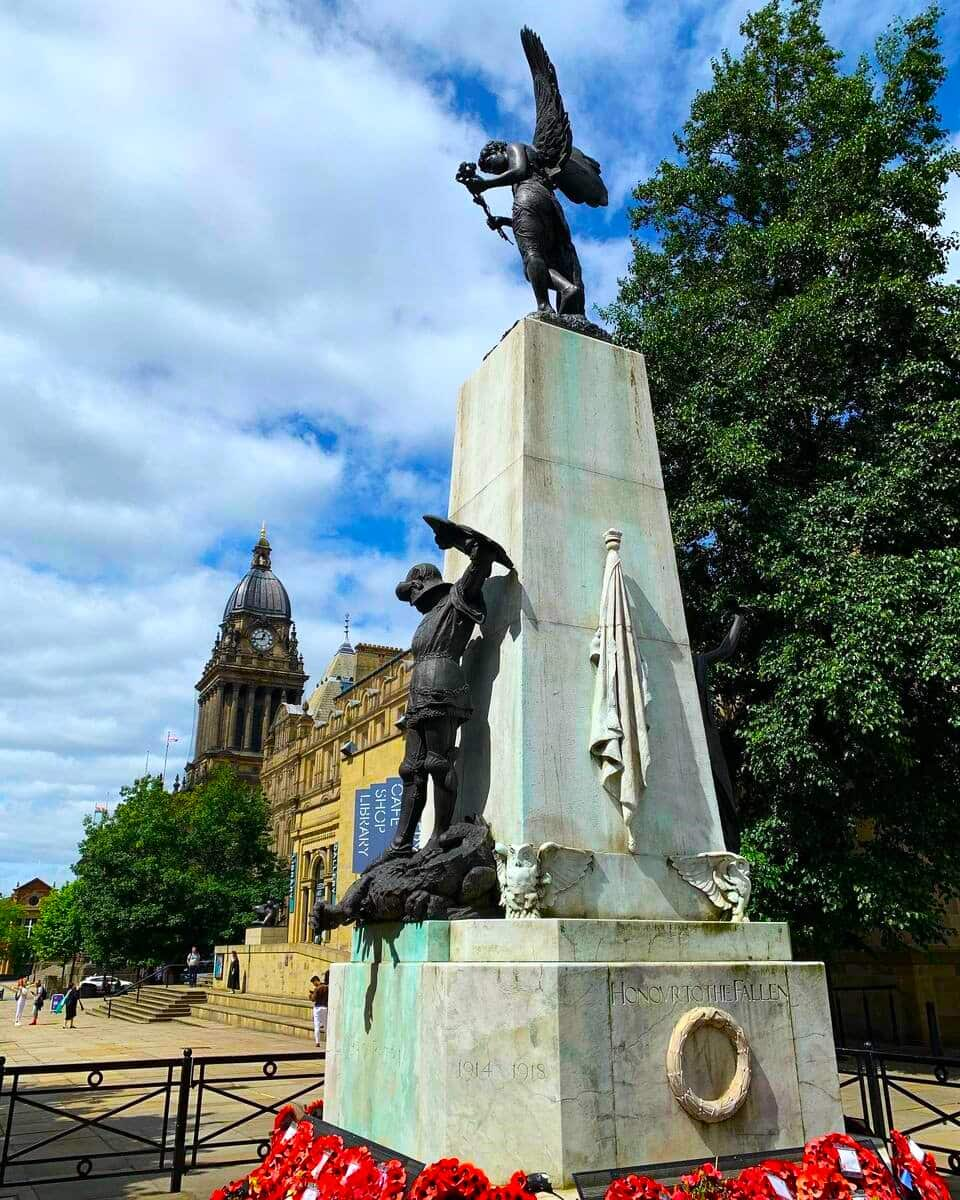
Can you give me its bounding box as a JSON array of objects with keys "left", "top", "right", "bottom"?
[{"left": 251, "top": 626, "right": 274, "bottom": 653}]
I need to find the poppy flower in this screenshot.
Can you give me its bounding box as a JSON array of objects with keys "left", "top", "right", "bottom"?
[{"left": 605, "top": 1173, "right": 671, "bottom": 1200}]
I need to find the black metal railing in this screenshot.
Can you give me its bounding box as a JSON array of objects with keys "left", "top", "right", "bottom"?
[
  {"left": 0, "top": 1047, "right": 325, "bottom": 1193},
  {"left": 837, "top": 1043, "right": 960, "bottom": 1174},
  {"left": 187, "top": 1051, "right": 327, "bottom": 1176}
]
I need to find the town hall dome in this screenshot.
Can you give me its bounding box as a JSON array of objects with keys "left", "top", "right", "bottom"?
[{"left": 222, "top": 525, "right": 292, "bottom": 620}]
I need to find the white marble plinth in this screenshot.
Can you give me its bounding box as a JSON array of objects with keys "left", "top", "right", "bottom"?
[
  {"left": 444, "top": 319, "right": 725, "bottom": 919},
  {"left": 323, "top": 921, "right": 842, "bottom": 1185}
]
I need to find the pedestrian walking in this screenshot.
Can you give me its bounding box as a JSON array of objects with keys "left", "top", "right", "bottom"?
[
  {"left": 62, "top": 983, "right": 84, "bottom": 1029},
  {"left": 13, "top": 978, "right": 27, "bottom": 1026},
  {"left": 227, "top": 950, "right": 241, "bottom": 993},
  {"left": 309, "top": 971, "right": 329, "bottom": 1048},
  {"left": 186, "top": 946, "right": 201, "bottom": 987},
  {"left": 29, "top": 980, "right": 47, "bottom": 1026}
]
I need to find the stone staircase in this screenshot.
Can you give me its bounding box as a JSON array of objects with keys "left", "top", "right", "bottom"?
[
  {"left": 88, "top": 984, "right": 208, "bottom": 1024},
  {"left": 182, "top": 989, "right": 316, "bottom": 1041}
]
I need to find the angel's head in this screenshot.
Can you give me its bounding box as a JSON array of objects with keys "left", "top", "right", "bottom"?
[{"left": 478, "top": 140, "right": 509, "bottom": 175}]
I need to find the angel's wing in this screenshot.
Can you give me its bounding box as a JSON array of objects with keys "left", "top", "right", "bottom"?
[
  {"left": 521, "top": 27, "right": 572, "bottom": 176},
  {"left": 668, "top": 854, "right": 732, "bottom": 911}
]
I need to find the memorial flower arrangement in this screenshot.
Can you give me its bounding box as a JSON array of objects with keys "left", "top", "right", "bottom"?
[
  {"left": 601, "top": 1133, "right": 935, "bottom": 1200},
  {"left": 209, "top": 1127, "right": 947, "bottom": 1200}
]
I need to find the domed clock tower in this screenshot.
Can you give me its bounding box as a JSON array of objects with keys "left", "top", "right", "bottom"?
[{"left": 184, "top": 526, "right": 308, "bottom": 788}]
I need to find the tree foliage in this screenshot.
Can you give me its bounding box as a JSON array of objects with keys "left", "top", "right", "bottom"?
[
  {"left": 31, "top": 881, "right": 86, "bottom": 969},
  {"left": 0, "top": 897, "right": 31, "bottom": 976},
  {"left": 74, "top": 767, "right": 286, "bottom": 965},
  {"left": 605, "top": 0, "right": 960, "bottom": 953}
]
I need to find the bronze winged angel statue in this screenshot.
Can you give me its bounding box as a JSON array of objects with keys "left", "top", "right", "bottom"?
[{"left": 457, "top": 27, "right": 608, "bottom": 319}]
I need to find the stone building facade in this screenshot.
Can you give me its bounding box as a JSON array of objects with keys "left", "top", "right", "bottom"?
[
  {"left": 828, "top": 906, "right": 960, "bottom": 1050},
  {"left": 260, "top": 644, "right": 411, "bottom": 963},
  {"left": 185, "top": 527, "right": 307, "bottom": 788}
]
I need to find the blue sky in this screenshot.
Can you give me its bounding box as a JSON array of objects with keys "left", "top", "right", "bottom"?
[{"left": 1, "top": 0, "right": 958, "bottom": 893}]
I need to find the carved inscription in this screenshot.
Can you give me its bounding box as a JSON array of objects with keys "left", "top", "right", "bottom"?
[
  {"left": 345, "top": 1041, "right": 548, "bottom": 1084},
  {"left": 346, "top": 1039, "right": 405, "bottom": 1070},
  {"left": 456, "top": 1060, "right": 547, "bottom": 1083},
  {"left": 610, "top": 979, "right": 788, "bottom": 1007}
]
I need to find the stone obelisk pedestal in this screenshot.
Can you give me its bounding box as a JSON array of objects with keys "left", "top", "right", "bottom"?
[
  {"left": 323, "top": 320, "right": 841, "bottom": 1183},
  {"left": 444, "top": 318, "right": 722, "bottom": 917}
]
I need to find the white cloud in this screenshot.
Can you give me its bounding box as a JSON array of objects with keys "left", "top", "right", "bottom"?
[
  {"left": 0, "top": 0, "right": 534, "bottom": 448},
  {"left": 0, "top": 540, "right": 422, "bottom": 885}
]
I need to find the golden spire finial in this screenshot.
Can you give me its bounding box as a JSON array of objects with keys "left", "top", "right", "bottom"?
[{"left": 252, "top": 522, "right": 272, "bottom": 567}]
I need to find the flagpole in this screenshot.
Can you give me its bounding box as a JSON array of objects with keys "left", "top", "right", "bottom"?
[
  {"left": 162, "top": 731, "right": 181, "bottom": 787},
  {"left": 144, "top": 749, "right": 150, "bottom": 778}
]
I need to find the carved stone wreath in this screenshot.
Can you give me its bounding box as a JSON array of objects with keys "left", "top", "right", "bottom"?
[{"left": 665, "top": 1006, "right": 752, "bottom": 1123}]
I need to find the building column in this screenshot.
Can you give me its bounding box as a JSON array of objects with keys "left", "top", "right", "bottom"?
[
  {"left": 224, "top": 685, "right": 235, "bottom": 749},
  {"left": 243, "top": 685, "right": 256, "bottom": 750},
  {"left": 198, "top": 697, "right": 209, "bottom": 756},
  {"left": 209, "top": 686, "right": 220, "bottom": 750},
  {"left": 204, "top": 694, "right": 214, "bottom": 751},
  {"left": 260, "top": 697, "right": 272, "bottom": 752}
]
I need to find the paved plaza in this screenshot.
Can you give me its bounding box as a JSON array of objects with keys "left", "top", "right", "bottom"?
[{"left": 0, "top": 991, "right": 324, "bottom": 1200}]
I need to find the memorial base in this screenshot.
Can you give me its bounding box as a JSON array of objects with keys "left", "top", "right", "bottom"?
[{"left": 323, "top": 920, "right": 842, "bottom": 1186}]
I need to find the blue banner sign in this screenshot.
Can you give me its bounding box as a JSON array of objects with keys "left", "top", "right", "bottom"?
[
  {"left": 289, "top": 851, "right": 297, "bottom": 910},
  {"left": 352, "top": 777, "right": 403, "bottom": 872}
]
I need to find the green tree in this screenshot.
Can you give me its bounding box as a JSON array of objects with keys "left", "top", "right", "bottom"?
[
  {"left": 74, "top": 767, "right": 286, "bottom": 965},
  {"left": 31, "top": 881, "right": 86, "bottom": 977},
  {"left": 605, "top": 0, "right": 960, "bottom": 953},
  {"left": 0, "top": 897, "right": 31, "bottom": 976}
]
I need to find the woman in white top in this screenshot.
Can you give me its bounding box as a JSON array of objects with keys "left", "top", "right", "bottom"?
[{"left": 13, "top": 978, "right": 27, "bottom": 1026}]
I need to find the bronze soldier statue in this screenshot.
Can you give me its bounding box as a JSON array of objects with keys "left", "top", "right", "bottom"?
[
  {"left": 310, "top": 516, "right": 512, "bottom": 931},
  {"left": 390, "top": 515, "right": 513, "bottom": 855}
]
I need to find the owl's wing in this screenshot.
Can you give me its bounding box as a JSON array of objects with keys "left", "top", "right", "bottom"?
[
  {"left": 539, "top": 842, "right": 595, "bottom": 908},
  {"left": 668, "top": 854, "right": 732, "bottom": 911},
  {"left": 493, "top": 843, "right": 508, "bottom": 892}
]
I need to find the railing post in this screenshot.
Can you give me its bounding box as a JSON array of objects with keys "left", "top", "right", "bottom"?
[
  {"left": 0, "top": 1068, "right": 17, "bottom": 1188},
  {"left": 862, "top": 1043, "right": 887, "bottom": 1141},
  {"left": 927, "top": 1001, "right": 943, "bottom": 1058},
  {"left": 169, "top": 1048, "right": 193, "bottom": 1193},
  {"left": 835, "top": 994, "right": 847, "bottom": 1047},
  {"left": 863, "top": 991, "right": 875, "bottom": 1044}
]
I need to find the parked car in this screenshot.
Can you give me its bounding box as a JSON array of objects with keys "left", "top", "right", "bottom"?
[{"left": 78, "top": 974, "right": 132, "bottom": 997}]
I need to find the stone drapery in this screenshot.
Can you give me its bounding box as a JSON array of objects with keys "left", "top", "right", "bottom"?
[{"left": 588, "top": 528, "right": 651, "bottom": 852}]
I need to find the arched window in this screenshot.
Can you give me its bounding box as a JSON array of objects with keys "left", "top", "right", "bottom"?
[
  {"left": 300, "top": 851, "right": 315, "bottom": 943},
  {"left": 311, "top": 853, "right": 326, "bottom": 944}
]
